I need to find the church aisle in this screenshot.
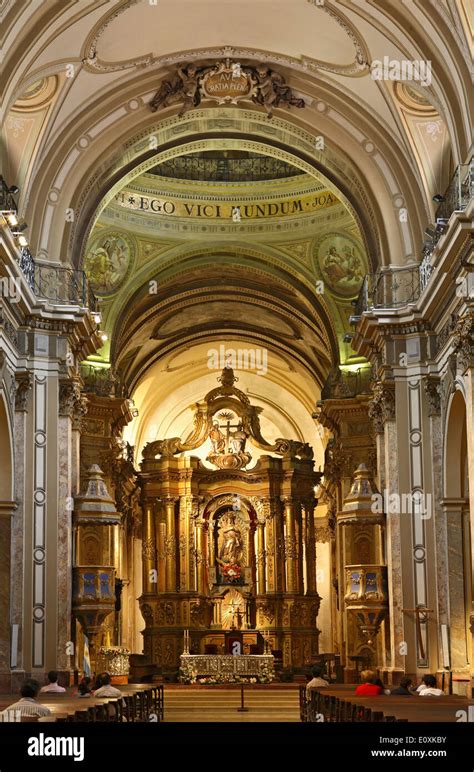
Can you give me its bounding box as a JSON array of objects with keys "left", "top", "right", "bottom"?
[{"left": 162, "top": 686, "right": 300, "bottom": 722}]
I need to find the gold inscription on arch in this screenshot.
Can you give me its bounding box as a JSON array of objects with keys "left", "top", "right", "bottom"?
[{"left": 114, "top": 189, "right": 339, "bottom": 219}]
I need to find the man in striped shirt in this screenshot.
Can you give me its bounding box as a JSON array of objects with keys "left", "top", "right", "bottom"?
[{"left": 1, "top": 679, "right": 52, "bottom": 720}]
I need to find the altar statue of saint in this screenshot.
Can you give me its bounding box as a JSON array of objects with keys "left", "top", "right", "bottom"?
[
  {"left": 209, "top": 422, "right": 225, "bottom": 454},
  {"left": 230, "top": 423, "right": 246, "bottom": 454},
  {"left": 219, "top": 527, "right": 243, "bottom": 565}
]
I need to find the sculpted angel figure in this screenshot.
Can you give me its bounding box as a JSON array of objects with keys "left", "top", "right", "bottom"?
[
  {"left": 149, "top": 63, "right": 201, "bottom": 115},
  {"left": 253, "top": 64, "right": 305, "bottom": 117}
]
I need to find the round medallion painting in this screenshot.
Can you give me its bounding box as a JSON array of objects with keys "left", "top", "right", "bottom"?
[
  {"left": 84, "top": 233, "right": 133, "bottom": 296},
  {"left": 316, "top": 233, "right": 365, "bottom": 297}
]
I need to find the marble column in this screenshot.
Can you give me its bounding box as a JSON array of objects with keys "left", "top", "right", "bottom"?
[
  {"left": 384, "top": 418, "right": 406, "bottom": 675},
  {"left": 462, "top": 365, "right": 474, "bottom": 648},
  {"left": 443, "top": 498, "right": 470, "bottom": 670},
  {"left": 10, "top": 384, "right": 30, "bottom": 683},
  {"left": 57, "top": 412, "right": 73, "bottom": 673},
  {"left": 0, "top": 501, "right": 15, "bottom": 690}
]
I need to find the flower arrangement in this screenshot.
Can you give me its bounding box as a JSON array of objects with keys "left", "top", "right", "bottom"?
[
  {"left": 179, "top": 665, "right": 198, "bottom": 684},
  {"left": 98, "top": 646, "right": 130, "bottom": 656},
  {"left": 221, "top": 563, "right": 242, "bottom": 581},
  {"left": 258, "top": 662, "right": 275, "bottom": 683}
]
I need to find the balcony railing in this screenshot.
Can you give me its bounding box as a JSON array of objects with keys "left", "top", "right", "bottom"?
[
  {"left": 320, "top": 366, "right": 372, "bottom": 400},
  {"left": 14, "top": 248, "right": 97, "bottom": 310},
  {"left": 1, "top": 177, "right": 97, "bottom": 311},
  {"left": 80, "top": 365, "right": 118, "bottom": 396},
  {"left": 354, "top": 159, "right": 473, "bottom": 314},
  {"left": 435, "top": 158, "right": 473, "bottom": 222},
  {"left": 355, "top": 264, "right": 424, "bottom": 313}
]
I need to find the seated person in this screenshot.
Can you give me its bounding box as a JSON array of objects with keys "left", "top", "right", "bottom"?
[
  {"left": 1, "top": 679, "right": 52, "bottom": 719},
  {"left": 416, "top": 674, "right": 444, "bottom": 696},
  {"left": 93, "top": 672, "right": 122, "bottom": 697},
  {"left": 355, "top": 669, "right": 383, "bottom": 696},
  {"left": 306, "top": 665, "right": 329, "bottom": 695},
  {"left": 390, "top": 676, "right": 413, "bottom": 695},
  {"left": 40, "top": 669, "right": 66, "bottom": 693},
  {"left": 77, "top": 676, "right": 92, "bottom": 697}
]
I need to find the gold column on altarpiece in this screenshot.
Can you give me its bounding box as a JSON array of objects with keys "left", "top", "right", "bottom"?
[
  {"left": 256, "top": 519, "right": 266, "bottom": 594},
  {"left": 163, "top": 496, "right": 177, "bottom": 592},
  {"left": 283, "top": 497, "right": 297, "bottom": 592},
  {"left": 142, "top": 502, "right": 157, "bottom": 595},
  {"left": 194, "top": 517, "right": 207, "bottom": 594},
  {"left": 303, "top": 497, "right": 317, "bottom": 594}
]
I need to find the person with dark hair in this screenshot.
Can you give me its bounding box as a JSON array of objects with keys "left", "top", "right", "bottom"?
[
  {"left": 416, "top": 674, "right": 444, "bottom": 696},
  {"left": 40, "top": 669, "right": 66, "bottom": 693},
  {"left": 93, "top": 672, "right": 122, "bottom": 697},
  {"left": 391, "top": 676, "right": 413, "bottom": 695},
  {"left": 78, "top": 676, "right": 92, "bottom": 697},
  {"left": 306, "top": 665, "right": 329, "bottom": 696},
  {"left": 355, "top": 670, "right": 382, "bottom": 696},
  {"left": 1, "top": 679, "right": 52, "bottom": 719}
]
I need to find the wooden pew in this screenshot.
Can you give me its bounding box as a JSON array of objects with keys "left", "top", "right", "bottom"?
[
  {"left": 0, "top": 683, "right": 161, "bottom": 723},
  {"left": 306, "top": 686, "right": 472, "bottom": 723}
]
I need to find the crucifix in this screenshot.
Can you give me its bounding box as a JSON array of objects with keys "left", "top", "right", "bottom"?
[
  {"left": 228, "top": 599, "right": 239, "bottom": 630},
  {"left": 402, "top": 607, "right": 434, "bottom": 661},
  {"left": 215, "top": 411, "right": 240, "bottom": 453}
]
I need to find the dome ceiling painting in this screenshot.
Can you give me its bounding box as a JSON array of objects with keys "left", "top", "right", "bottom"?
[{"left": 82, "top": 140, "right": 369, "bottom": 393}]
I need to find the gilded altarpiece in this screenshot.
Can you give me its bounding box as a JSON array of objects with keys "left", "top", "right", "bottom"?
[{"left": 138, "top": 369, "right": 321, "bottom": 670}]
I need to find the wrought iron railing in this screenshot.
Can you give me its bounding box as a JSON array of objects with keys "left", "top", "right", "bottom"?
[
  {"left": 435, "top": 158, "right": 474, "bottom": 222},
  {"left": 151, "top": 154, "right": 302, "bottom": 182},
  {"left": 355, "top": 264, "right": 423, "bottom": 312},
  {"left": 14, "top": 250, "right": 97, "bottom": 309},
  {"left": 1, "top": 177, "right": 97, "bottom": 310},
  {"left": 354, "top": 159, "right": 473, "bottom": 314},
  {"left": 0, "top": 176, "right": 18, "bottom": 214},
  {"left": 80, "top": 364, "right": 117, "bottom": 396},
  {"left": 320, "top": 366, "right": 372, "bottom": 400}
]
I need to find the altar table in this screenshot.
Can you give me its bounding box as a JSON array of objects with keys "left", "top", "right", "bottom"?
[{"left": 179, "top": 654, "right": 274, "bottom": 683}]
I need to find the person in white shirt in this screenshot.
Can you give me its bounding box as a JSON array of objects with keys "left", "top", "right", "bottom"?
[
  {"left": 93, "top": 672, "right": 122, "bottom": 697},
  {"left": 416, "top": 674, "right": 444, "bottom": 696},
  {"left": 40, "top": 670, "right": 66, "bottom": 693},
  {"left": 306, "top": 665, "right": 329, "bottom": 696},
  {"left": 1, "top": 679, "right": 52, "bottom": 719}
]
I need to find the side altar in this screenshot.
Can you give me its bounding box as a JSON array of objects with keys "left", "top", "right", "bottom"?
[
  {"left": 179, "top": 654, "right": 275, "bottom": 684},
  {"left": 138, "top": 367, "right": 322, "bottom": 672}
]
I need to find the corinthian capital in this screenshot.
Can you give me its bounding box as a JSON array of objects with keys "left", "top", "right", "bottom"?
[
  {"left": 59, "top": 380, "right": 82, "bottom": 417},
  {"left": 423, "top": 377, "right": 441, "bottom": 416},
  {"left": 453, "top": 311, "right": 474, "bottom": 373},
  {"left": 368, "top": 380, "right": 395, "bottom": 433}
]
